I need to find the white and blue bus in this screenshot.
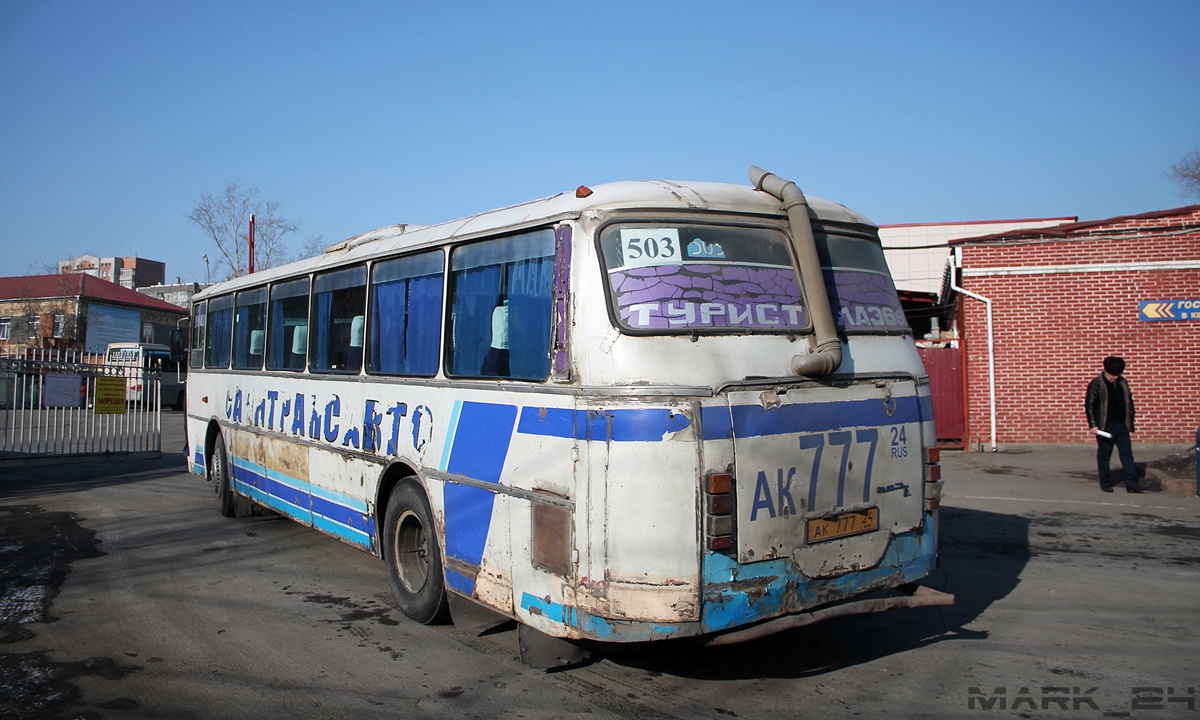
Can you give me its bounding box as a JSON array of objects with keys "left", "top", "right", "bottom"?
[{"left": 184, "top": 167, "right": 950, "bottom": 667}]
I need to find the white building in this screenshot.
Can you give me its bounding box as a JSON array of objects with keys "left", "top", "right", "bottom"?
[{"left": 879, "top": 217, "right": 1076, "bottom": 295}]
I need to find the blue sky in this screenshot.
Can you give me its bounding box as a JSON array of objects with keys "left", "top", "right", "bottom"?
[{"left": 2, "top": 1, "right": 1197, "bottom": 283}]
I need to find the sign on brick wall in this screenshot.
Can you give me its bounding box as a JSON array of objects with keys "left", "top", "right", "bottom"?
[{"left": 1138, "top": 299, "right": 1200, "bottom": 321}]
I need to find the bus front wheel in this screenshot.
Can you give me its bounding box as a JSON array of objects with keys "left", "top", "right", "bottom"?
[
  {"left": 383, "top": 482, "right": 450, "bottom": 624},
  {"left": 211, "top": 434, "right": 236, "bottom": 518}
]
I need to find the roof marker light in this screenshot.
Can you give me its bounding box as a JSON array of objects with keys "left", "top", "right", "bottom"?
[{"left": 575, "top": 186, "right": 593, "bottom": 198}]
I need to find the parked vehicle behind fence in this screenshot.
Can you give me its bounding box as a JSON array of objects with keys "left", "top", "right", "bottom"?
[{"left": 105, "top": 342, "right": 186, "bottom": 410}]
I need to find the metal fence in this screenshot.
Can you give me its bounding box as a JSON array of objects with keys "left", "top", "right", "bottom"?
[{"left": 0, "top": 348, "right": 162, "bottom": 465}]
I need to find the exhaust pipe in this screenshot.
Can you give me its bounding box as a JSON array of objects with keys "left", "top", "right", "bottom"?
[{"left": 749, "top": 165, "right": 842, "bottom": 376}]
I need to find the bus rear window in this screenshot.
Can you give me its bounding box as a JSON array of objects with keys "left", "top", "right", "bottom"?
[
  {"left": 815, "top": 230, "right": 909, "bottom": 334},
  {"left": 599, "top": 224, "right": 809, "bottom": 334}
]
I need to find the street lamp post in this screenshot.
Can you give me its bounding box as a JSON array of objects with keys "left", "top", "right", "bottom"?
[{"left": 201, "top": 254, "right": 210, "bottom": 284}]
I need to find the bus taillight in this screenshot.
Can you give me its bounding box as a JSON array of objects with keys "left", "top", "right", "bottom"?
[
  {"left": 924, "top": 448, "right": 944, "bottom": 511},
  {"left": 705, "top": 472, "right": 735, "bottom": 553}
]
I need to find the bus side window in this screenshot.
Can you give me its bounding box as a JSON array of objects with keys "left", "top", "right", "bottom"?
[
  {"left": 368, "top": 250, "right": 444, "bottom": 376},
  {"left": 190, "top": 302, "right": 207, "bottom": 369},
  {"left": 232, "top": 288, "right": 267, "bottom": 370},
  {"left": 310, "top": 266, "right": 367, "bottom": 374},
  {"left": 447, "top": 229, "right": 554, "bottom": 380},
  {"left": 205, "top": 296, "right": 234, "bottom": 369},
  {"left": 267, "top": 277, "right": 310, "bottom": 371}
]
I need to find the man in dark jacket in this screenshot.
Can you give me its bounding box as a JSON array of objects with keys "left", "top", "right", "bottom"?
[{"left": 1085, "top": 356, "right": 1144, "bottom": 493}]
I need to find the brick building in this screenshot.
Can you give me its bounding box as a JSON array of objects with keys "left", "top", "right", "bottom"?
[
  {"left": 946, "top": 205, "right": 1200, "bottom": 447},
  {"left": 0, "top": 274, "right": 187, "bottom": 355},
  {"left": 881, "top": 216, "right": 1076, "bottom": 295}
]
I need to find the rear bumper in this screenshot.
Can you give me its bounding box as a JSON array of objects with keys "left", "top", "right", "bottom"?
[
  {"left": 697, "top": 584, "right": 954, "bottom": 646},
  {"left": 699, "top": 513, "right": 940, "bottom": 634},
  {"left": 523, "top": 514, "right": 943, "bottom": 645}
]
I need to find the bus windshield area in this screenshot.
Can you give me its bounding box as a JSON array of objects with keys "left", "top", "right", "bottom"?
[
  {"left": 599, "top": 222, "right": 910, "bottom": 335},
  {"left": 599, "top": 223, "right": 809, "bottom": 334},
  {"left": 815, "top": 230, "right": 909, "bottom": 334}
]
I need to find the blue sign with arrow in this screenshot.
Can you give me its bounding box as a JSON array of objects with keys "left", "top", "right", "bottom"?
[{"left": 1139, "top": 299, "right": 1200, "bottom": 322}]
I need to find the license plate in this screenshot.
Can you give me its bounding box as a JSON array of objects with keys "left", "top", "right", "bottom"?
[{"left": 806, "top": 507, "right": 879, "bottom": 544}]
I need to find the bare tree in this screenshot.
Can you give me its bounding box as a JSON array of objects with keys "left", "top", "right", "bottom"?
[
  {"left": 295, "top": 234, "right": 328, "bottom": 261},
  {"left": 1169, "top": 149, "right": 1200, "bottom": 201},
  {"left": 187, "top": 179, "right": 301, "bottom": 279}
]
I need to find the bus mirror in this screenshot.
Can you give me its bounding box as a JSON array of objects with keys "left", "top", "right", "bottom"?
[{"left": 169, "top": 330, "right": 186, "bottom": 363}]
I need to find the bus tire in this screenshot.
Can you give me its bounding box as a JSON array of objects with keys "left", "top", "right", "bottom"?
[
  {"left": 211, "top": 433, "right": 236, "bottom": 518},
  {"left": 383, "top": 482, "right": 450, "bottom": 624}
]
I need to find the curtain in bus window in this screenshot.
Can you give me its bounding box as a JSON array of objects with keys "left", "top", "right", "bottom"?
[
  {"left": 369, "top": 274, "right": 442, "bottom": 375},
  {"left": 449, "top": 265, "right": 502, "bottom": 376},
  {"left": 406, "top": 274, "right": 442, "bottom": 373},
  {"left": 371, "top": 280, "right": 408, "bottom": 373},
  {"left": 232, "top": 289, "right": 266, "bottom": 370},
  {"left": 369, "top": 252, "right": 443, "bottom": 376},
  {"left": 267, "top": 307, "right": 287, "bottom": 369},
  {"left": 449, "top": 229, "right": 554, "bottom": 380},
  {"left": 506, "top": 257, "right": 552, "bottom": 379},
  {"left": 310, "top": 266, "right": 366, "bottom": 373},
  {"left": 232, "top": 306, "right": 251, "bottom": 369},
  {"left": 205, "top": 297, "right": 234, "bottom": 368},
  {"left": 313, "top": 292, "right": 333, "bottom": 370},
  {"left": 267, "top": 278, "right": 310, "bottom": 371}
]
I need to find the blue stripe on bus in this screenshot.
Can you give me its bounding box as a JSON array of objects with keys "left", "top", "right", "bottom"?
[
  {"left": 516, "top": 407, "right": 691, "bottom": 441},
  {"left": 700, "top": 407, "right": 733, "bottom": 441},
  {"left": 441, "top": 401, "right": 518, "bottom": 595},
  {"left": 517, "top": 593, "right": 686, "bottom": 642},
  {"left": 701, "top": 395, "right": 923, "bottom": 441},
  {"left": 520, "top": 592, "right": 578, "bottom": 627},
  {"left": 229, "top": 456, "right": 374, "bottom": 550},
  {"left": 232, "top": 460, "right": 314, "bottom": 523},
  {"left": 918, "top": 393, "right": 934, "bottom": 423},
  {"left": 438, "top": 400, "right": 463, "bottom": 472},
  {"left": 514, "top": 396, "right": 928, "bottom": 444}
]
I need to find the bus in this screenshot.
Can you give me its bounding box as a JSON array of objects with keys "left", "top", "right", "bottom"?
[
  {"left": 106, "top": 341, "right": 187, "bottom": 410},
  {"left": 183, "top": 166, "right": 950, "bottom": 667}
]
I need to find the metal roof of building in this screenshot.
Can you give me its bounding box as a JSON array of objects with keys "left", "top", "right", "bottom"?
[{"left": 0, "top": 273, "right": 187, "bottom": 314}]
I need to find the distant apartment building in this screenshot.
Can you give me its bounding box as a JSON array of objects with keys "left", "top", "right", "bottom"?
[{"left": 58, "top": 254, "right": 166, "bottom": 291}]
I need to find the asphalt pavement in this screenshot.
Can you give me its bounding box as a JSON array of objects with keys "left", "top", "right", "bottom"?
[{"left": 1, "top": 419, "right": 1198, "bottom": 719}]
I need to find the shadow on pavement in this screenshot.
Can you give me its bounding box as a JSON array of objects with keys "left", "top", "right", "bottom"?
[
  {"left": 0, "top": 454, "right": 188, "bottom": 500},
  {"left": 602, "top": 507, "right": 1029, "bottom": 679}
]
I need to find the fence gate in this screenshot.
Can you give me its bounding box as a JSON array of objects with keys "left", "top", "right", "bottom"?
[
  {"left": 0, "top": 349, "right": 162, "bottom": 465},
  {"left": 918, "top": 346, "right": 964, "bottom": 449}
]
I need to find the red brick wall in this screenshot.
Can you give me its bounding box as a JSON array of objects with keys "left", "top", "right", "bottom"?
[{"left": 958, "top": 210, "right": 1200, "bottom": 445}]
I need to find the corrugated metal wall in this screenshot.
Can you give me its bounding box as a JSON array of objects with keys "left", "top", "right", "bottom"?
[{"left": 918, "top": 346, "right": 963, "bottom": 448}]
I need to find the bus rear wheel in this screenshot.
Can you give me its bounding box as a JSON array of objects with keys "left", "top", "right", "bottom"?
[
  {"left": 383, "top": 482, "right": 450, "bottom": 624},
  {"left": 211, "top": 433, "right": 236, "bottom": 518}
]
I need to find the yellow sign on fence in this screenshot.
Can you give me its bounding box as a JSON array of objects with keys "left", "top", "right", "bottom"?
[{"left": 93, "top": 376, "right": 128, "bottom": 415}]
